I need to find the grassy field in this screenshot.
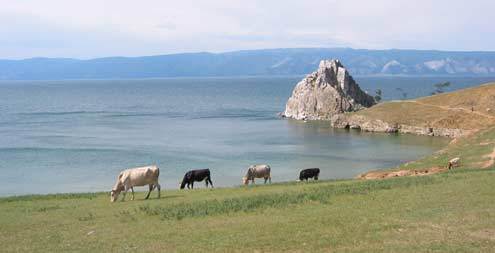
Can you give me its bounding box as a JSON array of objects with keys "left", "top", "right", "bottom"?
[
  {"left": 1, "top": 167, "right": 494, "bottom": 252},
  {"left": 2, "top": 84, "right": 495, "bottom": 252}
]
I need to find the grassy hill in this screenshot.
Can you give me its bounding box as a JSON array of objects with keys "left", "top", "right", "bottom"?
[
  {"left": 354, "top": 83, "right": 495, "bottom": 178},
  {"left": 355, "top": 82, "right": 495, "bottom": 131}
]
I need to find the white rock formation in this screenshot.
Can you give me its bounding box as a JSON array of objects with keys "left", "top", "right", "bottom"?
[{"left": 283, "top": 59, "right": 375, "bottom": 120}]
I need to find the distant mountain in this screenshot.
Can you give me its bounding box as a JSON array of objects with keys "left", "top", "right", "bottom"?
[{"left": 1, "top": 48, "right": 495, "bottom": 80}]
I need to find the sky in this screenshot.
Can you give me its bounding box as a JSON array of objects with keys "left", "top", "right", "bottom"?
[{"left": 1, "top": 0, "right": 494, "bottom": 59}]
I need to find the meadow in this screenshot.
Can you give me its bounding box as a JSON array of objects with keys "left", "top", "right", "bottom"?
[{"left": 1, "top": 166, "right": 494, "bottom": 252}]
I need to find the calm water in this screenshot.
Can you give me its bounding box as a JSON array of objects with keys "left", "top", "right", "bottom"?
[{"left": 1, "top": 76, "right": 493, "bottom": 196}]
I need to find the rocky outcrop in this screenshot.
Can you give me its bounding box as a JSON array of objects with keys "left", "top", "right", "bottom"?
[
  {"left": 330, "top": 114, "right": 466, "bottom": 138},
  {"left": 283, "top": 60, "right": 375, "bottom": 120}
]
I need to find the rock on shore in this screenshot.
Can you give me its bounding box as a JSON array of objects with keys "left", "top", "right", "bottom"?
[
  {"left": 283, "top": 60, "right": 375, "bottom": 120},
  {"left": 330, "top": 113, "right": 466, "bottom": 138}
]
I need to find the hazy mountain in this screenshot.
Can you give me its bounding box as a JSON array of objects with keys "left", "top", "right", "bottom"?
[{"left": 1, "top": 48, "right": 495, "bottom": 80}]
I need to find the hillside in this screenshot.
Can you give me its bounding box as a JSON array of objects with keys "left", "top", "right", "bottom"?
[
  {"left": 332, "top": 82, "right": 495, "bottom": 138},
  {"left": 332, "top": 82, "right": 495, "bottom": 178},
  {"left": 2, "top": 48, "right": 495, "bottom": 79}
]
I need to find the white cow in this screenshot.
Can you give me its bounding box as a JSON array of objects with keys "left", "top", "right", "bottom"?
[
  {"left": 447, "top": 157, "right": 460, "bottom": 170},
  {"left": 110, "top": 165, "right": 161, "bottom": 202},
  {"left": 243, "top": 164, "right": 271, "bottom": 185}
]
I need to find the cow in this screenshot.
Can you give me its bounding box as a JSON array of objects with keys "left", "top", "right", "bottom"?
[
  {"left": 299, "top": 168, "right": 320, "bottom": 181},
  {"left": 180, "top": 169, "right": 214, "bottom": 189},
  {"left": 110, "top": 165, "right": 161, "bottom": 202},
  {"left": 447, "top": 157, "right": 460, "bottom": 170},
  {"left": 243, "top": 164, "right": 271, "bottom": 185}
]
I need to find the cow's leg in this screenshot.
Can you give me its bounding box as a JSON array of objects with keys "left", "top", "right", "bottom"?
[
  {"left": 264, "top": 177, "right": 268, "bottom": 184},
  {"left": 205, "top": 179, "right": 209, "bottom": 188},
  {"left": 122, "top": 186, "right": 129, "bottom": 202},
  {"left": 208, "top": 177, "right": 214, "bottom": 188},
  {"left": 145, "top": 184, "right": 152, "bottom": 200},
  {"left": 186, "top": 183, "right": 190, "bottom": 189},
  {"left": 130, "top": 187, "right": 135, "bottom": 201},
  {"left": 156, "top": 183, "right": 161, "bottom": 198},
  {"left": 191, "top": 181, "right": 194, "bottom": 189},
  {"left": 269, "top": 176, "right": 271, "bottom": 184},
  {"left": 315, "top": 175, "right": 319, "bottom": 180}
]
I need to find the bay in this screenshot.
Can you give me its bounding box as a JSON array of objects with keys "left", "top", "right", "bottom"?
[{"left": 1, "top": 76, "right": 492, "bottom": 196}]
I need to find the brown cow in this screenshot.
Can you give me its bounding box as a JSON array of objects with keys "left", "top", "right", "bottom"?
[{"left": 243, "top": 164, "right": 271, "bottom": 185}]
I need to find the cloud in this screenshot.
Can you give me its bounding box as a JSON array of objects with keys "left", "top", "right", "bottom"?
[{"left": 0, "top": 0, "right": 494, "bottom": 58}]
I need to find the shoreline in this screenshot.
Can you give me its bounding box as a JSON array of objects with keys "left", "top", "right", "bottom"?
[
  {"left": 5, "top": 82, "right": 495, "bottom": 199},
  {"left": 0, "top": 135, "right": 451, "bottom": 199}
]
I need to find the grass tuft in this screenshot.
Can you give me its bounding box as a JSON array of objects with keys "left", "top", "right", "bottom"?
[
  {"left": 138, "top": 176, "right": 438, "bottom": 220},
  {"left": 0, "top": 192, "right": 99, "bottom": 203}
]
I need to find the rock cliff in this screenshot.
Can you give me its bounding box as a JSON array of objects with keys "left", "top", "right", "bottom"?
[
  {"left": 330, "top": 114, "right": 466, "bottom": 138},
  {"left": 283, "top": 60, "right": 375, "bottom": 120}
]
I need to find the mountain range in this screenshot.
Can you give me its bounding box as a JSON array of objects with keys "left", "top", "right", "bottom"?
[{"left": 1, "top": 48, "right": 495, "bottom": 80}]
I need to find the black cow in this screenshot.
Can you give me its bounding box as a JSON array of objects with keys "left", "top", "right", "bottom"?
[
  {"left": 180, "top": 169, "right": 214, "bottom": 189},
  {"left": 299, "top": 168, "right": 320, "bottom": 181}
]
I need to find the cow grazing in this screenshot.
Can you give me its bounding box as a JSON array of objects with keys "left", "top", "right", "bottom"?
[
  {"left": 180, "top": 169, "right": 214, "bottom": 189},
  {"left": 299, "top": 168, "right": 320, "bottom": 181},
  {"left": 110, "top": 165, "right": 161, "bottom": 202},
  {"left": 447, "top": 157, "right": 461, "bottom": 170},
  {"left": 243, "top": 164, "right": 271, "bottom": 185}
]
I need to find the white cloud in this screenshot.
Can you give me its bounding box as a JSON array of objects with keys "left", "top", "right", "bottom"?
[{"left": 0, "top": 0, "right": 494, "bottom": 58}]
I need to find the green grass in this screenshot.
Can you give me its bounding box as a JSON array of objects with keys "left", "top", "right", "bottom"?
[
  {"left": 1, "top": 169, "right": 494, "bottom": 252},
  {"left": 396, "top": 126, "right": 495, "bottom": 171}
]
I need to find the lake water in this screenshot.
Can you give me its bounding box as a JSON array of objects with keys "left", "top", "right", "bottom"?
[{"left": 1, "top": 76, "right": 493, "bottom": 196}]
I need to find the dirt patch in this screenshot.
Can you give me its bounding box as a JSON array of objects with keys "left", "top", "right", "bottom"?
[
  {"left": 470, "top": 229, "right": 495, "bottom": 241},
  {"left": 481, "top": 147, "right": 495, "bottom": 168},
  {"left": 358, "top": 167, "right": 447, "bottom": 180},
  {"left": 479, "top": 141, "right": 493, "bottom": 146}
]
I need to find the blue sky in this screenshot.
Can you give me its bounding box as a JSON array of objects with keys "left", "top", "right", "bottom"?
[{"left": 1, "top": 0, "right": 494, "bottom": 59}]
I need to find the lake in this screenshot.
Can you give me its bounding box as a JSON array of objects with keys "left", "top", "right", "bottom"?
[{"left": 1, "top": 76, "right": 493, "bottom": 196}]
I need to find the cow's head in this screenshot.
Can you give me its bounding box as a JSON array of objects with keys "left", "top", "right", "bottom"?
[
  {"left": 242, "top": 177, "right": 249, "bottom": 185},
  {"left": 179, "top": 180, "right": 186, "bottom": 189},
  {"left": 110, "top": 189, "right": 120, "bottom": 202}
]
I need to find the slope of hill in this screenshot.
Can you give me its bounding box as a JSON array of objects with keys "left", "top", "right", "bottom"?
[
  {"left": 2, "top": 48, "right": 495, "bottom": 79},
  {"left": 331, "top": 82, "right": 495, "bottom": 138}
]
